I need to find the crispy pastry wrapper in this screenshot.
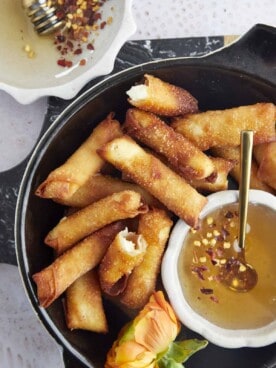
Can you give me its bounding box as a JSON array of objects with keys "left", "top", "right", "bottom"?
[
  {"left": 124, "top": 108, "right": 214, "bottom": 180},
  {"left": 44, "top": 190, "right": 148, "bottom": 254},
  {"left": 32, "top": 222, "right": 124, "bottom": 308},
  {"left": 213, "top": 146, "right": 274, "bottom": 193},
  {"left": 98, "top": 135, "right": 207, "bottom": 228},
  {"left": 172, "top": 103, "right": 276, "bottom": 150},
  {"left": 188, "top": 157, "right": 234, "bottom": 192},
  {"left": 99, "top": 228, "right": 148, "bottom": 296},
  {"left": 35, "top": 113, "right": 122, "bottom": 200},
  {"left": 126, "top": 74, "right": 198, "bottom": 116},
  {"left": 121, "top": 209, "right": 173, "bottom": 309},
  {"left": 254, "top": 142, "right": 276, "bottom": 190},
  {"left": 54, "top": 174, "right": 162, "bottom": 209},
  {"left": 65, "top": 270, "right": 108, "bottom": 333}
]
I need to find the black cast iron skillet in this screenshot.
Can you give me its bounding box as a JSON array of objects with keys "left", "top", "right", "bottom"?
[{"left": 15, "top": 24, "right": 276, "bottom": 368}]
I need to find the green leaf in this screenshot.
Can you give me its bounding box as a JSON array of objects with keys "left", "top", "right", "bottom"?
[
  {"left": 165, "top": 339, "right": 208, "bottom": 363},
  {"left": 118, "top": 322, "right": 135, "bottom": 344},
  {"left": 158, "top": 356, "right": 185, "bottom": 368}
]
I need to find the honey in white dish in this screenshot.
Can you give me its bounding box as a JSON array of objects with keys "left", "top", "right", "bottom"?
[{"left": 178, "top": 203, "right": 276, "bottom": 329}]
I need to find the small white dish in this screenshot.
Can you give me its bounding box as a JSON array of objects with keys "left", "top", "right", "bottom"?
[
  {"left": 162, "top": 190, "right": 276, "bottom": 348},
  {"left": 0, "top": 0, "right": 136, "bottom": 104}
]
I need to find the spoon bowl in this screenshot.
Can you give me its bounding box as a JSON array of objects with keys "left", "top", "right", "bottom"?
[{"left": 219, "top": 254, "right": 258, "bottom": 292}]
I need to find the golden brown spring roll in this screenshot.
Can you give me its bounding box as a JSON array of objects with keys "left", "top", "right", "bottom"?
[
  {"left": 188, "top": 157, "right": 234, "bottom": 192},
  {"left": 99, "top": 228, "right": 148, "bottom": 296},
  {"left": 126, "top": 74, "right": 198, "bottom": 116},
  {"left": 172, "top": 103, "right": 276, "bottom": 150},
  {"left": 121, "top": 209, "right": 173, "bottom": 309},
  {"left": 35, "top": 113, "right": 122, "bottom": 200},
  {"left": 53, "top": 174, "right": 162, "bottom": 209},
  {"left": 98, "top": 135, "right": 207, "bottom": 227},
  {"left": 44, "top": 190, "right": 148, "bottom": 254},
  {"left": 65, "top": 270, "right": 108, "bottom": 333},
  {"left": 32, "top": 222, "right": 124, "bottom": 308},
  {"left": 213, "top": 146, "right": 274, "bottom": 193},
  {"left": 254, "top": 142, "right": 276, "bottom": 190},
  {"left": 124, "top": 108, "right": 214, "bottom": 180}
]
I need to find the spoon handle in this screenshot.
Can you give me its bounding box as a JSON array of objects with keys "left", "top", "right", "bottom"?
[{"left": 239, "top": 130, "right": 253, "bottom": 250}]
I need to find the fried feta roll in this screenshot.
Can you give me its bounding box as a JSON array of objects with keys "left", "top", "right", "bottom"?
[
  {"left": 188, "top": 157, "right": 234, "bottom": 193},
  {"left": 254, "top": 142, "right": 276, "bottom": 190},
  {"left": 32, "top": 222, "right": 124, "bottom": 308},
  {"left": 35, "top": 113, "right": 122, "bottom": 200},
  {"left": 213, "top": 146, "right": 274, "bottom": 193},
  {"left": 124, "top": 108, "right": 214, "bottom": 180},
  {"left": 172, "top": 103, "right": 276, "bottom": 150},
  {"left": 126, "top": 74, "right": 198, "bottom": 116},
  {"left": 121, "top": 209, "right": 173, "bottom": 309},
  {"left": 54, "top": 174, "right": 162, "bottom": 209},
  {"left": 98, "top": 135, "right": 207, "bottom": 228},
  {"left": 65, "top": 270, "right": 108, "bottom": 333},
  {"left": 44, "top": 190, "right": 148, "bottom": 254},
  {"left": 99, "top": 228, "right": 148, "bottom": 296}
]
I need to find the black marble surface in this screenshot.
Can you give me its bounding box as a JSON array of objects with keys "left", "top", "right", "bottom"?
[{"left": 0, "top": 36, "right": 225, "bottom": 265}]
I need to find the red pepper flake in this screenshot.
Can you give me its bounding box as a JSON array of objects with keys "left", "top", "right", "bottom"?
[
  {"left": 215, "top": 234, "right": 224, "bottom": 242},
  {"left": 206, "top": 248, "right": 214, "bottom": 257},
  {"left": 222, "top": 227, "right": 230, "bottom": 237},
  {"left": 57, "top": 59, "right": 73, "bottom": 68},
  {"left": 56, "top": 34, "right": 66, "bottom": 43},
  {"left": 67, "top": 40, "right": 74, "bottom": 49},
  {"left": 79, "top": 59, "right": 86, "bottom": 66},
  {"left": 100, "top": 21, "right": 107, "bottom": 29},
  {"left": 74, "top": 48, "right": 82, "bottom": 55},
  {"left": 191, "top": 265, "right": 208, "bottom": 280},
  {"left": 206, "top": 248, "right": 218, "bottom": 265},
  {"left": 87, "top": 43, "right": 94, "bottom": 50},
  {"left": 56, "top": 10, "right": 65, "bottom": 20},
  {"left": 210, "top": 295, "right": 219, "bottom": 303},
  {"left": 200, "top": 287, "right": 213, "bottom": 295},
  {"left": 225, "top": 210, "right": 234, "bottom": 219},
  {"left": 92, "top": 12, "right": 102, "bottom": 23},
  {"left": 57, "top": 58, "right": 66, "bottom": 67}
]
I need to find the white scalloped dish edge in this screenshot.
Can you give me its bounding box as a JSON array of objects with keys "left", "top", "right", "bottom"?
[{"left": 0, "top": 0, "right": 136, "bottom": 104}]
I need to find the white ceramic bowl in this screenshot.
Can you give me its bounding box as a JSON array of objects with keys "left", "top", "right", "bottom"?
[
  {"left": 162, "top": 189, "right": 276, "bottom": 348},
  {"left": 0, "top": 0, "right": 136, "bottom": 104}
]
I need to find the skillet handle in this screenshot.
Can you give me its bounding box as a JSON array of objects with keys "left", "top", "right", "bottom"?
[{"left": 204, "top": 24, "right": 276, "bottom": 85}]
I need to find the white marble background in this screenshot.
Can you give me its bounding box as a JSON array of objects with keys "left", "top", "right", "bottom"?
[
  {"left": 132, "top": 0, "right": 274, "bottom": 39},
  {"left": 0, "top": 1, "right": 275, "bottom": 367}
]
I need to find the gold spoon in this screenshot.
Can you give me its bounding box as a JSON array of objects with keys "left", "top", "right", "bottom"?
[{"left": 220, "top": 130, "right": 258, "bottom": 292}]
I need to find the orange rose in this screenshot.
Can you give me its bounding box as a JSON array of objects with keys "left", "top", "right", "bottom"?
[{"left": 105, "top": 291, "right": 207, "bottom": 368}]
